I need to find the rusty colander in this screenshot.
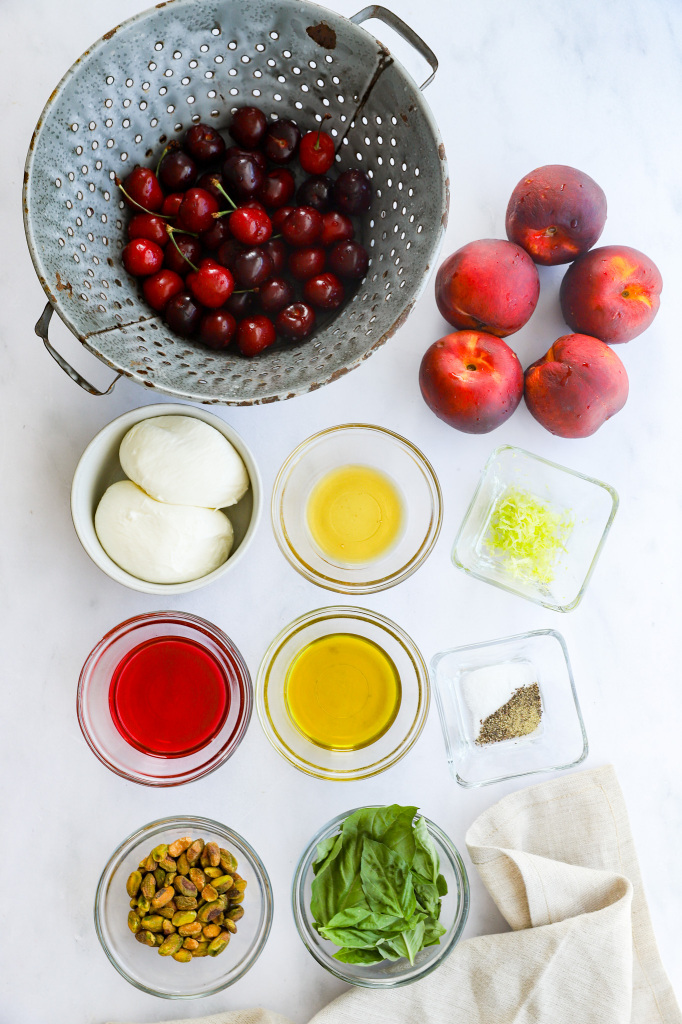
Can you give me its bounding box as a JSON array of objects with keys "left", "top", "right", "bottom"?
[{"left": 23, "top": 0, "right": 448, "bottom": 405}]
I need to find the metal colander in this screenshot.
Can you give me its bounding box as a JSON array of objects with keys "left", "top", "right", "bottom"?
[{"left": 24, "top": 0, "right": 448, "bottom": 405}]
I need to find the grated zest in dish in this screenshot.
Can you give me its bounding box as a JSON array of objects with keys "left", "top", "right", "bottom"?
[{"left": 485, "top": 488, "right": 573, "bottom": 586}]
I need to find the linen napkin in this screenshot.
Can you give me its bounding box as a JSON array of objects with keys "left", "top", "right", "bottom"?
[{"left": 109, "top": 765, "right": 680, "bottom": 1024}]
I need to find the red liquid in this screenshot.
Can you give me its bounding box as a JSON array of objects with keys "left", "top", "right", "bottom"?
[{"left": 109, "top": 636, "right": 230, "bottom": 758}]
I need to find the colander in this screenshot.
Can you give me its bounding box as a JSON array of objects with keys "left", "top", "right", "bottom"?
[{"left": 24, "top": 0, "right": 448, "bottom": 405}]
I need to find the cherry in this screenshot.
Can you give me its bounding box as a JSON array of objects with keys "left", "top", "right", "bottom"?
[
  {"left": 224, "top": 145, "right": 267, "bottom": 171},
  {"left": 185, "top": 123, "right": 226, "bottom": 163},
  {"left": 263, "top": 119, "right": 301, "bottom": 164},
  {"left": 199, "top": 310, "right": 237, "bottom": 349},
  {"left": 122, "top": 238, "right": 164, "bottom": 276},
  {"left": 161, "top": 192, "right": 184, "bottom": 217},
  {"left": 165, "top": 292, "right": 201, "bottom": 336},
  {"left": 304, "top": 272, "right": 345, "bottom": 310},
  {"left": 128, "top": 213, "right": 169, "bottom": 247},
  {"left": 237, "top": 315, "right": 277, "bottom": 356},
  {"left": 276, "top": 302, "right": 316, "bottom": 341},
  {"left": 229, "top": 106, "right": 268, "bottom": 149},
  {"left": 121, "top": 167, "right": 164, "bottom": 212},
  {"left": 272, "top": 205, "right": 295, "bottom": 232},
  {"left": 328, "top": 240, "right": 369, "bottom": 280},
  {"left": 261, "top": 238, "right": 287, "bottom": 275},
  {"left": 320, "top": 210, "right": 355, "bottom": 247},
  {"left": 200, "top": 216, "right": 232, "bottom": 252},
  {"left": 217, "top": 238, "right": 245, "bottom": 271},
  {"left": 280, "top": 206, "right": 323, "bottom": 247},
  {"left": 195, "top": 171, "right": 227, "bottom": 202},
  {"left": 299, "top": 128, "right": 335, "bottom": 175},
  {"left": 257, "top": 168, "right": 296, "bottom": 209},
  {"left": 225, "top": 290, "right": 254, "bottom": 317},
  {"left": 159, "top": 149, "right": 197, "bottom": 191},
  {"left": 229, "top": 206, "right": 272, "bottom": 246},
  {"left": 258, "top": 277, "right": 295, "bottom": 314},
  {"left": 333, "top": 169, "right": 373, "bottom": 214},
  {"left": 163, "top": 234, "right": 202, "bottom": 276},
  {"left": 177, "top": 188, "right": 220, "bottom": 233},
  {"left": 223, "top": 152, "right": 264, "bottom": 198},
  {"left": 297, "top": 174, "right": 334, "bottom": 212},
  {"left": 233, "top": 247, "right": 273, "bottom": 288},
  {"left": 288, "top": 246, "right": 326, "bottom": 281},
  {"left": 143, "top": 269, "right": 184, "bottom": 311},
  {"left": 187, "top": 258, "right": 235, "bottom": 308}
]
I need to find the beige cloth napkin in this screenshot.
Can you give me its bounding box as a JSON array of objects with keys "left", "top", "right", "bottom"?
[{"left": 110, "top": 765, "right": 680, "bottom": 1024}]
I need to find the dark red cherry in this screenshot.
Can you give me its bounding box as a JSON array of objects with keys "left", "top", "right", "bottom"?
[
  {"left": 224, "top": 146, "right": 267, "bottom": 171},
  {"left": 276, "top": 302, "right": 316, "bottom": 341},
  {"left": 122, "top": 238, "right": 164, "bottom": 276},
  {"left": 216, "top": 238, "right": 245, "bottom": 272},
  {"left": 225, "top": 290, "right": 255, "bottom": 317},
  {"left": 163, "top": 234, "right": 202, "bottom": 276},
  {"left": 258, "top": 277, "right": 295, "bottom": 314},
  {"left": 263, "top": 119, "right": 301, "bottom": 164},
  {"left": 128, "top": 213, "right": 169, "bottom": 247},
  {"left": 296, "top": 175, "right": 334, "bottom": 212},
  {"left": 320, "top": 210, "right": 355, "bottom": 247},
  {"left": 261, "top": 238, "right": 287, "bottom": 275},
  {"left": 229, "top": 106, "right": 268, "bottom": 149},
  {"left": 164, "top": 292, "right": 201, "bottom": 336},
  {"left": 121, "top": 166, "right": 164, "bottom": 212},
  {"left": 200, "top": 216, "right": 232, "bottom": 252},
  {"left": 257, "top": 168, "right": 296, "bottom": 209},
  {"left": 299, "top": 129, "right": 335, "bottom": 175},
  {"left": 159, "top": 149, "right": 197, "bottom": 191},
  {"left": 232, "top": 247, "right": 273, "bottom": 288},
  {"left": 142, "top": 269, "right": 184, "bottom": 311},
  {"left": 280, "top": 206, "right": 323, "bottom": 247},
  {"left": 223, "top": 153, "right": 264, "bottom": 198},
  {"left": 303, "top": 272, "right": 345, "bottom": 310},
  {"left": 195, "top": 171, "right": 227, "bottom": 202},
  {"left": 184, "top": 123, "right": 226, "bottom": 163},
  {"left": 272, "top": 205, "right": 295, "bottom": 231},
  {"left": 333, "top": 168, "right": 373, "bottom": 214},
  {"left": 199, "top": 310, "right": 236, "bottom": 349},
  {"left": 328, "top": 240, "right": 369, "bottom": 280},
  {"left": 186, "top": 258, "right": 235, "bottom": 308},
  {"left": 288, "top": 246, "right": 326, "bottom": 281},
  {"left": 177, "top": 188, "right": 220, "bottom": 232},
  {"left": 237, "top": 314, "right": 277, "bottom": 356}
]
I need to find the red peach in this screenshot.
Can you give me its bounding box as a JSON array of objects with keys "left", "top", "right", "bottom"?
[
  {"left": 506, "top": 164, "right": 607, "bottom": 265},
  {"left": 524, "top": 333, "right": 628, "bottom": 438},
  {"left": 435, "top": 239, "right": 540, "bottom": 337},
  {"left": 419, "top": 330, "right": 524, "bottom": 433},
  {"left": 559, "top": 244, "right": 662, "bottom": 343}
]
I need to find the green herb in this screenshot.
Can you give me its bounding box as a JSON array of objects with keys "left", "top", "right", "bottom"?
[
  {"left": 485, "top": 487, "right": 573, "bottom": 586},
  {"left": 310, "top": 805, "right": 448, "bottom": 966}
]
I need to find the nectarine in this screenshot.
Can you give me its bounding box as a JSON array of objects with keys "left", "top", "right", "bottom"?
[
  {"left": 435, "top": 239, "right": 540, "bottom": 337},
  {"left": 420, "top": 330, "right": 524, "bottom": 433},
  {"left": 524, "top": 333, "right": 628, "bottom": 438},
  {"left": 559, "top": 244, "right": 662, "bottom": 343}
]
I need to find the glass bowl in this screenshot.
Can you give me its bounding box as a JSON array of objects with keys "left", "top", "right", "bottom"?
[
  {"left": 452, "top": 445, "right": 618, "bottom": 611},
  {"left": 78, "top": 611, "right": 252, "bottom": 786},
  {"left": 271, "top": 424, "right": 442, "bottom": 594},
  {"left": 292, "top": 807, "right": 469, "bottom": 987},
  {"left": 95, "top": 815, "right": 273, "bottom": 998},
  {"left": 432, "top": 628, "right": 588, "bottom": 787},
  {"left": 255, "top": 606, "right": 429, "bottom": 781}
]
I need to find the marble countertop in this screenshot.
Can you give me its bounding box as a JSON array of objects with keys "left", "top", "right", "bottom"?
[{"left": 2, "top": 0, "right": 680, "bottom": 1021}]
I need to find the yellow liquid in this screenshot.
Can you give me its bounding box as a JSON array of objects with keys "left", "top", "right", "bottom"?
[
  {"left": 306, "top": 465, "right": 404, "bottom": 565},
  {"left": 284, "top": 633, "right": 402, "bottom": 751}
]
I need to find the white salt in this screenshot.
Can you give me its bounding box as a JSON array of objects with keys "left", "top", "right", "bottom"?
[{"left": 461, "top": 661, "right": 537, "bottom": 742}]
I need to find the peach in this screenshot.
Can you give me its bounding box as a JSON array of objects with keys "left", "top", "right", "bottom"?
[
  {"left": 435, "top": 239, "right": 540, "bottom": 337},
  {"left": 506, "top": 164, "right": 607, "bottom": 265},
  {"left": 559, "top": 244, "right": 662, "bottom": 343},
  {"left": 524, "top": 333, "right": 628, "bottom": 438},
  {"left": 419, "top": 330, "right": 524, "bottom": 433}
]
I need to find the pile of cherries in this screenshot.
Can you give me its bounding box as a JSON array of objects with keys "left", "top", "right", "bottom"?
[{"left": 118, "top": 107, "right": 372, "bottom": 356}]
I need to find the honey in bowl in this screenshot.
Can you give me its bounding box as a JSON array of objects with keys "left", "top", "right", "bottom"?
[
  {"left": 284, "top": 633, "right": 401, "bottom": 751},
  {"left": 306, "top": 464, "right": 404, "bottom": 566}
]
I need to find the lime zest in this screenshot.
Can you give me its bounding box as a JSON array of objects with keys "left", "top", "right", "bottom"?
[{"left": 484, "top": 488, "right": 573, "bottom": 586}]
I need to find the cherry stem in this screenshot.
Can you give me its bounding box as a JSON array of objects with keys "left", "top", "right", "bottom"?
[
  {"left": 116, "top": 178, "right": 173, "bottom": 219},
  {"left": 314, "top": 113, "right": 332, "bottom": 151},
  {"left": 166, "top": 226, "right": 198, "bottom": 271},
  {"left": 210, "top": 178, "right": 237, "bottom": 213},
  {"left": 155, "top": 139, "right": 179, "bottom": 177}
]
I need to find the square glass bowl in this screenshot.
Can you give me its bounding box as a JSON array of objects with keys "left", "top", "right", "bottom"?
[
  {"left": 452, "top": 445, "right": 618, "bottom": 611},
  {"left": 432, "top": 629, "right": 588, "bottom": 787}
]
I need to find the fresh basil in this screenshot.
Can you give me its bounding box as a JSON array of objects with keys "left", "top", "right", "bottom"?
[{"left": 310, "top": 805, "right": 449, "bottom": 967}]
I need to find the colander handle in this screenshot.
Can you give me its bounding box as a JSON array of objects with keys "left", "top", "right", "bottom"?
[
  {"left": 350, "top": 5, "right": 438, "bottom": 89},
  {"left": 35, "top": 302, "right": 121, "bottom": 396}
]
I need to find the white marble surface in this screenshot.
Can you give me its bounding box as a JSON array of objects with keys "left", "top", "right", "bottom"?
[{"left": 2, "top": 0, "right": 681, "bottom": 1021}]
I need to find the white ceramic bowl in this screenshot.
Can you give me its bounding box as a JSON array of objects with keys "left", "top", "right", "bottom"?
[{"left": 71, "top": 403, "right": 261, "bottom": 594}]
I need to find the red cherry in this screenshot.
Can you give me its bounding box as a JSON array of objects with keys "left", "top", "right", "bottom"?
[
  {"left": 128, "top": 213, "right": 169, "bottom": 247},
  {"left": 237, "top": 315, "right": 277, "bottom": 356},
  {"left": 229, "top": 107, "right": 268, "bottom": 149},
  {"left": 186, "top": 258, "right": 235, "bottom": 308},
  {"left": 299, "top": 130, "right": 336, "bottom": 175},
  {"left": 142, "top": 269, "right": 184, "bottom": 311},
  {"left": 288, "top": 246, "right": 326, "bottom": 280},
  {"left": 303, "top": 272, "right": 345, "bottom": 310},
  {"left": 121, "top": 167, "right": 164, "bottom": 212},
  {"left": 272, "top": 205, "right": 295, "bottom": 231},
  {"left": 320, "top": 211, "right": 355, "bottom": 247},
  {"left": 276, "top": 302, "right": 316, "bottom": 341},
  {"left": 261, "top": 238, "right": 287, "bottom": 275},
  {"left": 161, "top": 192, "right": 184, "bottom": 217},
  {"left": 200, "top": 217, "right": 232, "bottom": 252},
  {"left": 122, "top": 238, "right": 164, "bottom": 276},
  {"left": 184, "top": 123, "right": 226, "bottom": 163},
  {"left": 280, "top": 206, "right": 323, "bottom": 247},
  {"left": 165, "top": 292, "right": 201, "bottom": 336},
  {"left": 257, "top": 168, "right": 296, "bottom": 209},
  {"left": 163, "top": 235, "right": 202, "bottom": 276},
  {"left": 229, "top": 206, "right": 273, "bottom": 245},
  {"left": 258, "top": 277, "right": 295, "bottom": 314},
  {"left": 199, "top": 310, "right": 237, "bottom": 349},
  {"left": 177, "top": 188, "right": 220, "bottom": 233},
  {"left": 328, "top": 240, "right": 369, "bottom": 280}
]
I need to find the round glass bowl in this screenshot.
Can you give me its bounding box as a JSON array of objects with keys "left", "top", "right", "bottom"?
[
  {"left": 78, "top": 611, "right": 252, "bottom": 786},
  {"left": 292, "top": 808, "right": 469, "bottom": 987},
  {"left": 95, "top": 815, "right": 273, "bottom": 999},
  {"left": 271, "top": 424, "right": 442, "bottom": 594},
  {"left": 256, "top": 606, "right": 429, "bottom": 781}
]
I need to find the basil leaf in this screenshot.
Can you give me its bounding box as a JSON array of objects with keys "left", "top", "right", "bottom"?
[
  {"left": 422, "top": 916, "right": 447, "bottom": 948},
  {"left": 360, "top": 837, "right": 416, "bottom": 921},
  {"left": 319, "top": 924, "right": 399, "bottom": 948},
  {"left": 383, "top": 920, "right": 426, "bottom": 966},
  {"left": 333, "top": 947, "right": 385, "bottom": 965},
  {"left": 342, "top": 805, "right": 417, "bottom": 844},
  {"left": 381, "top": 806, "right": 418, "bottom": 866},
  {"left": 413, "top": 879, "right": 441, "bottom": 917},
  {"left": 325, "top": 906, "right": 373, "bottom": 929},
  {"left": 436, "top": 873, "right": 448, "bottom": 897},
  {"left": 311, "top": 833, "right": 365, "bottom": 926},
  {"left": 412, "top": 816, "right": 440, "bottom": 884},
  {"left": 312, "top": 834, "right": 342, "bottom": 876}
]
